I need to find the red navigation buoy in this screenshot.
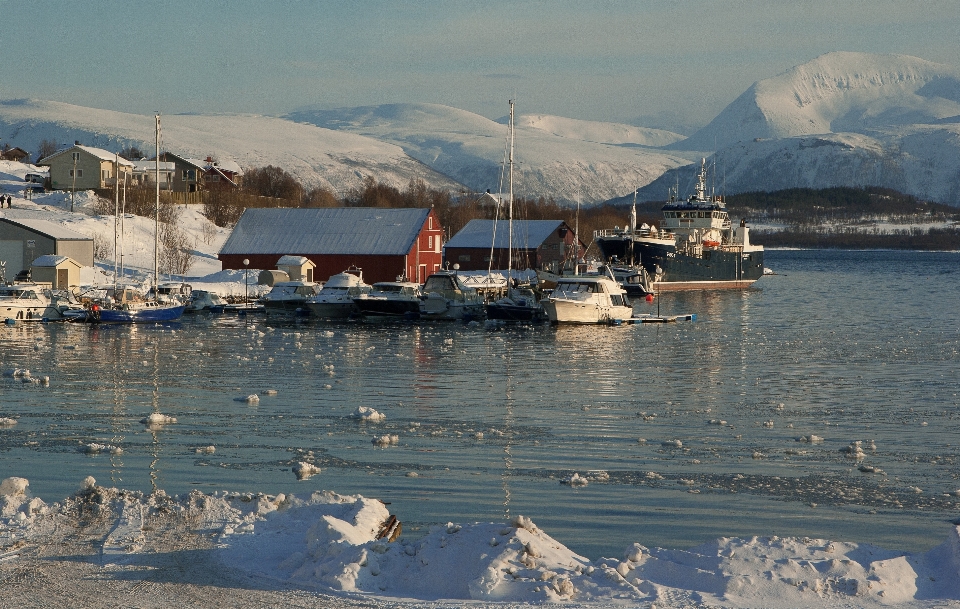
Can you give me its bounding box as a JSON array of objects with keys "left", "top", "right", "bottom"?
[{"left": 645, "top": 294, "right": 654, "bottom": 303}]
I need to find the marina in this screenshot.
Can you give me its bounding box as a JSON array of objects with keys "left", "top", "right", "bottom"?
[{"left": 2, "top": 249, "right": 959, "bottom": 562}]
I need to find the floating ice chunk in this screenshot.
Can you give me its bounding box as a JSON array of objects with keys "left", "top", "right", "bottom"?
[
  {"left": 0, "top": 417, "right": 17, "bottom": 426},
  {"left": 405, "top": 471, "right": 418, "bottom": 477},
  {"left": 842, "top": 441, "right": 865, "bottom": 459},
  {"left": 762, "top": 420, "right": 774, "bottom": 428},
  {"left": 234, "top": 394, "right": 260, "bottom": 403},
  {"left": 81, "top": 443, "right": 122, "bottom": 455},
  {"left": 645, "top": 471, "right": 664, "bottom": 480},
  {"left": 140, "top": 413, "right": 177, "bottom": 425},
  {"left": 707, "top": 419, "right": 727, "bottom": 425},
  {"left": 293, "top": 462, "right": 321, "bottom": 480},
  {"left": 560, "top": 473, "right": 588, "bottom": 486},
  {"left": 3, "top": 368, "right": 29, "bottom": 378},
  {"left": 858, "top": 464, "right": 883, "bottom": 474},
  {"left": 352, "top": 406, "right": 386, "bottom": 422},
  {"left": 587, "top": 470, "right": 610, "bottom": 482},
  {"left": 0, "top": 477, "right": 29, "bottom": 496},
  {"left": 195, "top": 446, "right": 216, "bottom": 455},
  {"left": 79, "top": 476, "right": 96, "bottom": 491},
  {"left": 661, "top": 439, "right": 682, "bottom": 448},
  {"left": 263, "top": 389, "right": 278, "bottom": 396},
  {"left": 798, "top": 435, "right": 825, "bottom": 443},
  {"left": 637, "top": 438, "right": 646, "bottom": 444},
  {"left": 372, "top": 434, "right": 399, "bottom": 447},
  {"left": 474, "top": 431, "right": 484, "bottom": 440}
]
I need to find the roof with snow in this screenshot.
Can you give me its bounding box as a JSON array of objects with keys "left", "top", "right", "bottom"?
[
  {"left": 445, "top": 219, "right": 568, "bottom": 249},
  {"left": 31, "top": 254, "right": 78, "bottom": 267},
  {"left": 277, "top": 255, "right": 312, "bottom": 266},
  {"left": 0, "top": 218, "right": 92, "bottom": 241},
  {"left": 220, "top": 208, "right": 433, "bottom": 256},
  {"left": 38, "top": 145, "right": 134, "bottom": 166},
  {"left": 132, "top": 161, "right": 176, "bottom": 172}
]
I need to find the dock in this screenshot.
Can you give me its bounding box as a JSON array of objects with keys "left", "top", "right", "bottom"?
[{"left": 624, "top": 313, "right": 696, "bottom": 324}]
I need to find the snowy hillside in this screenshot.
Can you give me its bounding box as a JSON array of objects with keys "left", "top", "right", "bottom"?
[
  {"left": 0, "top": 99, "right": 462, "bottom": 195},
  {"left": 287, "top": 103, "right": 691, "bottom": 203}
]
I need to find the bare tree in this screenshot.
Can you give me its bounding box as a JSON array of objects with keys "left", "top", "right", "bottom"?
[
  {"left": 158, "top": 221, "right": 194, "bottom": 276},
  {"left": 36, "top": 139, "right": 58, "bottom": 162}
]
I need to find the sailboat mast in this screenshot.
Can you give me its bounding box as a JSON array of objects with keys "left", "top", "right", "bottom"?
[
  {"left": 154, "top": 113, "right": 160, "bottom": 296},
  {"left": 507, "top": 99, "right": 514, "bottom": 284},
  {"left": 114, "top": 153, "right": 120, "bottom": 290}
]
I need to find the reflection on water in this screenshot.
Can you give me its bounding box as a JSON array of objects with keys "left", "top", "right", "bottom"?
[{"left": 1, "top": 250, "right": 960, "bottom": 559}]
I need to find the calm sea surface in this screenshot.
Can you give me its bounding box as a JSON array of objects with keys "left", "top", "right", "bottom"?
[{"left": 2, "top": 249, "right": 959, "bottom": 559}]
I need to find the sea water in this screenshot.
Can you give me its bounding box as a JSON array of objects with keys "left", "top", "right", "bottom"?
[{"left": 1, "top": 249, "right": 958, "bottom": 560}]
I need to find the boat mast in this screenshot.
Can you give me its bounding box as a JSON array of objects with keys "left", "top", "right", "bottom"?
[
  {"left": 154, "top": 113, "right": 160, "bottom": 299},
  {"left": 507, "top": 99, "right": 514, "bottom": 287},
  {"left": 114, "top": 153, "right": 120, "bottom": 291}
]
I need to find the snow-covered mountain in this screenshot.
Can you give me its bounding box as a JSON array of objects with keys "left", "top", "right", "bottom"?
[
  {"left": 4, "top": 51, "right": 960, "bottom": 207},
  {"left": 662, "top": 53, "right": 960, "bottom": 204},
  {"left": 285, "top": 103, "right": 689, "bottom": 203}
]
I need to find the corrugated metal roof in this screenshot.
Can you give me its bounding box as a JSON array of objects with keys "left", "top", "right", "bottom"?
[
  {"left": 1, "top": 218, "right": 92, "bottom": 241},
  {"left": 445, "top": 219, "right": 565, "bottom": 249},
  {"left": 219, "top": 208, "right": 431, "bottom": 256}
]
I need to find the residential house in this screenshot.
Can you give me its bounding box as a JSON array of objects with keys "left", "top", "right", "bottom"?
[
  {"left": 36, "top": 144, "right": 133, "bottom": 191},
  {"left": 201, "top": 157, "right": 243, "bottom": 190},
  {"left": 0, "top": 146, "right": 30, "bottom": 163},
  {"left": 219, "top": 207, "right": 444, "bottom": 284}
]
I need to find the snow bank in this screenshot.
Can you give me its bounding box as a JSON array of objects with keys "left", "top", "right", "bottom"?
[{"left": 3, "top": 478, "right": 960, "bottom": 607}]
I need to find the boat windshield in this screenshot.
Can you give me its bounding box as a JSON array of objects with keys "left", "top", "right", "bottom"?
[{"left": 556, "top": 281, "right": 600, "bottom": 294}]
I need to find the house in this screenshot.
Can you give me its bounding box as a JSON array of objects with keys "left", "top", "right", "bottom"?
[
  {"left": 0, "top": 218, "right": 94, "bottom": 276},
  {"left": 36, "top": 144, "right": 134, "bottom": 191},
  {"left": 201, "top": 157, "right": 243, "bottom": 190},
  {"left": 30, "top": 255, "right": 82, "bottom": 289},
  {"left": 131, "top": 161, "right": 176, "bottom": 189},
  {"left": 443, "top": 219, "right": 584, "bottom": 271},
  {"left": 0, "top": 146, "right": 30, "bottom": 163},
  {"left": 218, "top": 207, "right": 444, "bottom": 284},
  {"left": 157, "top": 152, "right": 207, "bottom": 194}
]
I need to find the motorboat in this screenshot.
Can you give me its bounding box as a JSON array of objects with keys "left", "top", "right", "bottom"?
[
  {"left": 149, "top": 282, "right": 193, "bottom": 304},
  {"left": 540, "top": 269, "right": 633, "bottom": 324},
  {"left": 0, "top": 282, "right": 74, "bottom": 322},
  {"left": 353, "top": 280, "right": 422, "bottom": 319},
  {"left": 305, "top": 267, "right": 372, "bottom": 318},
  {"left": 261, "top": 280, "right": 321, "bottom": 315},
  {"left": 419, "top": 270, "right": 484, "bottom": 321},
  {"left": 67, "top": 285, "right": 186, "bottom": 323},
  {"left": 486, "top": 282, "right": 544, "bottom": 322},
  {"left": 185, "top": 289, "right": 227, "bottom": 313}
]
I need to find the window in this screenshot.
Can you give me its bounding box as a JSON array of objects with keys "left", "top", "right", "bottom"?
[
  {"left": 458, "top": 255, "right": 470, "bottom": 262},
  {"left": 69, "top": 169, "right": 83, "bottom": 177},
  {"left": 428, "top": 235, "right": 434, "bottom": 249},
  {"left": 72, "top": 152, "right": 80, "bottom": 161},
  {"left": 435, "top": 237, "right": 441, "bottom": 253},
  {"left": 429, "top": 217, "right": 433, "bottom": 229}
]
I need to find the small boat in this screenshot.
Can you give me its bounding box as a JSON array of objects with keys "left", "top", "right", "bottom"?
[
  {"left": 69, "top": 285, "right": 186, "bottom": 323},
  {"left": 540, "top": 269, "right": 633, "bottom": 324},
  {"left": 305, "top": 267, "right": 372, "bottom": 318},
  {"left": 149, "top": 282, "right": 193, "bottom": 304},
  {"left": 0, "top": 282, "right": 74, "bottom": 322},
  {"left": 419, "top": 270, "right": 485, "bottom": 321},
  {"left": 484, "top": 100, "right": 544, "bottom": 323},
  {"left": 261, "top": 280, "right": 321, "bottom": 315},
  {"left": 353, "top": 280, "right": 422, "bottom": 320},
  {"left": 610, "top": 265, "right": 654, "bottom": 297},
  {"left": 184, "top": 289, "right": 226, "bottom": 313}
]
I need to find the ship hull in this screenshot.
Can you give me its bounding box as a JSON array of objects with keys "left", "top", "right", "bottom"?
[{"left": 595, "top": 236, "right": 764, "bottom": 290}]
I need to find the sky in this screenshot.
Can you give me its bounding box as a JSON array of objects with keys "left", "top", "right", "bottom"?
[{"left": 2, "top": 0, "right": 958, "bottom": 132}]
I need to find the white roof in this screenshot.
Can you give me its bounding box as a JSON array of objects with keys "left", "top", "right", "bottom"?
[
  {"left": 133, "top": 161, "right": 176, "bottom": 172},
  {"left": 31, "top": 254, "right": 75, "bottom": 267},
  {"left": 277, "top": 255, "right": 313, "bottom": 267},
  {"left": 0, "top": 218, "right": 92, "bottom": 241},
  {"left": 39, "top": 145, "right": 134, "bottom": 166}
]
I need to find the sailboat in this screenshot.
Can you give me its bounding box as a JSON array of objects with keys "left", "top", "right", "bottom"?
[
  {"left": 82, "top": 114, "right": 185, "bottom": 323},
  {"left": 485, "top": 100, "right": 543, "bottom": 322}
]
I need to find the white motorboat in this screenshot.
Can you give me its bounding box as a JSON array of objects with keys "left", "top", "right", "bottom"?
[
  {"left": 419, "top": 270, "right": 485, "bottom": 321},
  {"left": 185, "top": 289, "right": 226, "bottom": 313},
  {"left": 261, "top": 280, "right": 321, "bottom": 315},
  {"left": 353, "top": 280, "right": 422, "bottom": 319},
  {"left": 0, "top": 282, "right": 73, "bottom": 322},
  {"left": 305, "top": 267, "right": 372, "bottom": 318},
  {"left": 541, "top": 271, "right": 633, "bottom": 324}
]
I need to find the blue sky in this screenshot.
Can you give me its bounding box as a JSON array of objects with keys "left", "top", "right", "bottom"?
[{"left": 2, "top": 0, "right": 958, "bottom": 130}]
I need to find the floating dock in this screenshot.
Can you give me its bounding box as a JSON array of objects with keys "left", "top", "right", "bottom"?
[{"left": 625, "top": 313, "right": 696, "bottom": 324}]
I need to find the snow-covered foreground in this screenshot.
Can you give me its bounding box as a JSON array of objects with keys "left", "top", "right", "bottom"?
[{"left": 2, "top": 477, "right": 959, "bottom": 608}]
